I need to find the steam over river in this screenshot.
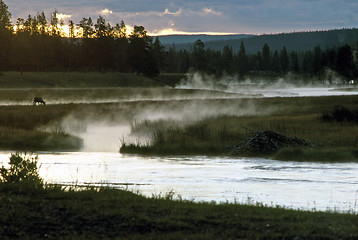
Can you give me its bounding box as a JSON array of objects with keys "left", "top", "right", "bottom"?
[{"left": 1, "top": 85, "right": 358, "bottom": 212}]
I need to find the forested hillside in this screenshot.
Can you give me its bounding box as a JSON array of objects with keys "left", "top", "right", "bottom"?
[
  {"left": 172, "top": 29, "right": 358, "bottom": 53},
  {"left": 158, "top": 34, "right": 253, "bottom": 45},
  {"left": 166, "top": 35, "right": 358, "bottom": 80}
]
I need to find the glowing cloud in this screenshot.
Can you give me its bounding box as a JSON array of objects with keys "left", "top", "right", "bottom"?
[
  {"left": 202, "top": 8, "right": 222, "bottom": 16},
  {"left": 162, "top": 8, "right": 182, "bottom": 16},
  {"left": 149, "top": 27, "right": 238, "bottom": 36},
  {"left": 101, "top": 9, "right": 113, "bottom": 15},
  {"left": 57, "top": 13, "right": 72, "bottom": 21}
]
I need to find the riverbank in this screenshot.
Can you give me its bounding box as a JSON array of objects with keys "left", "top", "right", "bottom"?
[{"left": 1, "top": 184, "right": 358, "bottom": 239}]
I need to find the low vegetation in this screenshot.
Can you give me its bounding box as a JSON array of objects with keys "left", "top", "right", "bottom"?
[
  {"left": 0, "top": 104, "right": 82, "bottom": 151},
  {"left": 322, "top": 105, "right": 358, "bottom": 123},
  {"left": 1, "top": 154, "right": 358, "bottom": 239},
  {"left": 121, "top": 95, "right": 358, "bottom": 162}
]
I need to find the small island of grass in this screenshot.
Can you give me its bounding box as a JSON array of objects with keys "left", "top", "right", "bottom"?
[{"left": 121, "top": 95, "right": 358, "bottom": 162}]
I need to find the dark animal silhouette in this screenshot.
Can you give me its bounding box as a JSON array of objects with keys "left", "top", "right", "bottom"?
[{"left": 33, "top": 97, "right": 46, "bottom": 105}]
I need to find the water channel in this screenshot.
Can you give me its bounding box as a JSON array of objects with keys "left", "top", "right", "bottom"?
[{"left": 1, "top": 151, "right": 358, "bottom": 213}]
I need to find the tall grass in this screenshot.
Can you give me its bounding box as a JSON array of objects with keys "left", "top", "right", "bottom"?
[
  {"left": 0, "top": 104, "right": 82, "bottom": 151},
  {"left": 121, "top": 96, "right": 358, "bottom": 161}
]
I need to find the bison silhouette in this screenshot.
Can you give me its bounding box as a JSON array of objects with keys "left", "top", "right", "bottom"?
[{"left": 33, "top": 97, "right": 46, "bottom": 105}]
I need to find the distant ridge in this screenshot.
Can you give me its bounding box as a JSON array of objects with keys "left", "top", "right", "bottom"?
[
  {"left": 157, "top": 34, "right": 254, "bottom": 45},
  {"left": 164, "top": 29, "right": 358, "bottom": 53}
]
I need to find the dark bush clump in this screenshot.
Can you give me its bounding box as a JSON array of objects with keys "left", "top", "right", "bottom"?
[
  {"left": 322, "top": 105, "right": 358, "bottom": 123},
  {"left": 0, "top": 153, "right": 43, "bottom": 190}
]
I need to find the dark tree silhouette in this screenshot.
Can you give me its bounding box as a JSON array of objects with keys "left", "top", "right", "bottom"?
[
  {"left": 222, "top": 45, "right": 234, "bottom": 74},
  {"left": 237, "top": 41, "right": 248, "bottom": 78},
  {"left": 0, "top": 0, "right": 12, "bottom": 70},
  {"left": 313, "top": 46, "right": 323, "bottom": 75},
  {"left": 280, "top": 46, "right": 289, "bottom": 73},
  {"left": 335, "top": 44, "right": 355, "bottom": 79},
  {"left": 289, "top": 51, "right": 299, "bottom": 73},
  {"left": 261, "top": 43, "right": 271, "bottom": 71},
  {"left": 192, "top": 39, "right": 206, "bottom": 72},
  {"left": 271, "top": 50, "right": 280, "bottom": 73}
]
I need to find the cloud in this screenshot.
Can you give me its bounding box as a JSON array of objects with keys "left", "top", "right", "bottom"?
[
  {"left": 6, "top": 0, "right": 358, "bottom": 35},
  {"left": 202, "top": 8, "right": 222, "bottom": 16},
  {"left": 56, "top": 13, "right": 71, "bottom": 21},
  {"left": 101, "top": 9, "right": 113, "bottom": 16},
  {"left": 162, "top": 8, "right": 182, "bottom": 16}
]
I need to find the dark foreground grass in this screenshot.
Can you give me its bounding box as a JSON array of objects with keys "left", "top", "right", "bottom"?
[{"left": 1, "top": 185, "right": 358, "bottom": 239}]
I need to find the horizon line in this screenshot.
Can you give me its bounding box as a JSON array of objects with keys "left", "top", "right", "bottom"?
[{"left": 149, "top": 27, "right": 357, "bottom": 37}]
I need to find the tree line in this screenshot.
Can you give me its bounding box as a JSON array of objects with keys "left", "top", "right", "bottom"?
[
  {"left": 166, "top": 40, "right": 358, "bottom": 80},
  {"left": 0, "top": 0, "right": 357, "bottom": 80},
  {"left": 0, "top": 1, "right": 166, "bottom": 76}
]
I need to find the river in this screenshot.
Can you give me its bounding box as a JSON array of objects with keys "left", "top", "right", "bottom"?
[
  {"left": 1, "top": 151, "right": 358, "bottom": 213},
  {"left": 1, "top": 85, "right": 358, "bottom": 213}
]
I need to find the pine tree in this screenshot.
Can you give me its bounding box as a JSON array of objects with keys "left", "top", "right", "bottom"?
[
  {"left": 280, "top": 46, "right": 289, "bottom": 73},
  {"left": 237, "top": 41, "right": 248, "bottom": 78},
  {"left": 222, "top": 45, "right": 234, "bottom": 74},
  {"left": 0, "top": 0, "right": 12, "bottom": 70},
  {"left": 289, "top": 51, "right": 299, "bottom": 73},
  {"left": 335, "top": 44, "right": 355, "bottom": 79},
  {"left": 0, "top": 0, "right": 11, "bottom": 31},
  {"left": 192, "top": 39, "right": 206, "bottom": 72},
  {"left": 262, "top": 43, "right": 271, "bottom": 71}
]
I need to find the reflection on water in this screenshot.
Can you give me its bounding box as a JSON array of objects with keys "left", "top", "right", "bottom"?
[{"left": 1, "top": 151, "right": 357, "bottom": 213}]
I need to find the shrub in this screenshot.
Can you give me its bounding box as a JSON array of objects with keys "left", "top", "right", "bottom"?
[
  {"left": 322, "top": 105, "right": 358, "bottom": 123},
  {"left": 0, "top": 153, "right": 43, "bottom": 189}
]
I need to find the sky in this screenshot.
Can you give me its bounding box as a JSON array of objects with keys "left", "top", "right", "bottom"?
[{"left": 6, "top": 0, "right": 358, "bottom": 35}]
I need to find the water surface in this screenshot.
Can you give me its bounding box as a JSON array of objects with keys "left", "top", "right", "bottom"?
[{"left": 1, "top": 151, "right": 357, "bottom": 213}]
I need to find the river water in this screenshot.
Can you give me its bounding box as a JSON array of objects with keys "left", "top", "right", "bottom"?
[
  {"left": 1, "top": 151, "right": 358, "bottom": 213},
  {"left": 1, "top": 85, "right": 358, "bottom": 213}
]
